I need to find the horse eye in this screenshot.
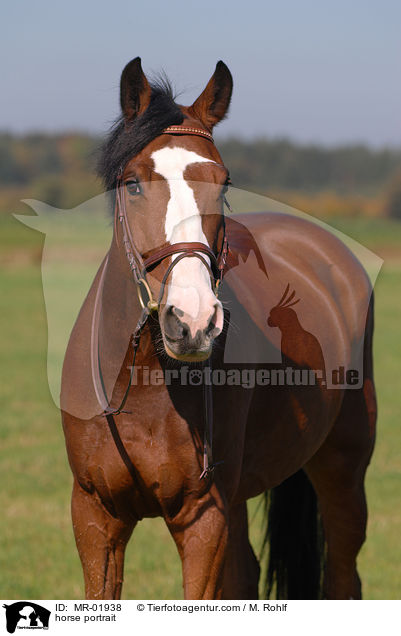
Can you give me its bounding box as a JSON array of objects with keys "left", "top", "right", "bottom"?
[{"left": 126, "top": 179, "right": 142, "bottom": 196}]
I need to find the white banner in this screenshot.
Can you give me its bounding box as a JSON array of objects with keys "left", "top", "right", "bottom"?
[{"left": 1, "top": 599, "right": 399, "bottom": 636}]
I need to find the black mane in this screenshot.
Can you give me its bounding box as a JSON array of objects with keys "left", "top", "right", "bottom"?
[{"left": 97, "top": 78, "right": 184, "bottom": 191}]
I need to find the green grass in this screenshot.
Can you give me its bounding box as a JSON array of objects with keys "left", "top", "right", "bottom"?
[
  {"left": 328, "top": 216, "right": 401, "bottom": 249},
  {"left": 0, "top": 214, "right": 400, "bottom": 599}
]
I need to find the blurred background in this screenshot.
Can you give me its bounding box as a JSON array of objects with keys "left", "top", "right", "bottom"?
[{"left": 1, "top": 0, "right": 400, "bottom": 599}]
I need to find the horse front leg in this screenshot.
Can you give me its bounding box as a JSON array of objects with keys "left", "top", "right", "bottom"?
[
  {"left": 71, "top": 479, "right": 136, "bottom": 599},
  {"left": 165, "top": 483, "right": 228, "bottom": 599}
]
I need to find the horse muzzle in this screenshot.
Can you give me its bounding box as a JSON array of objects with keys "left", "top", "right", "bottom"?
[{"left": 161, "top": 302, "right": 223, "bottom": 361}]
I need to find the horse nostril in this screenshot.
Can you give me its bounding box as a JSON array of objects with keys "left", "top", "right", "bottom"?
[
  {"left": 171, "top": 306, "right": 184, "bottom": 319},
  {"left": 164, "top": 305, "right": 186, "bottom": 340},
  {"left": 206, "top": 315, "right": 216, "bottom": 336},
  {"left": 205, "top": 304, "right": 221, "bottom": 337}
]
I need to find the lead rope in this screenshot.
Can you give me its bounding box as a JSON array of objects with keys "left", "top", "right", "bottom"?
[{"left": 199, "top": 359, "right": 223, "bottom": 480}]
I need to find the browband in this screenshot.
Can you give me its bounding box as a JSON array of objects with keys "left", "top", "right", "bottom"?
[{"left": 162, "top": 125, "right": 214, "bottom": 142}]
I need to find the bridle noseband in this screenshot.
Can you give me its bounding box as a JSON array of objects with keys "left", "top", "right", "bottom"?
[{"left": 115, "top": 125, "right": 229, "bottom": 314}]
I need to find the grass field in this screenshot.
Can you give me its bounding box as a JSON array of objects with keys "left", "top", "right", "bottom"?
[{"left": 0, "top": 212, "right": 400, "bottom": 599}]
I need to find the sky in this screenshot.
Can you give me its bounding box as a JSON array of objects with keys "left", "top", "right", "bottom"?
[{"left": 1, "top": 0, "right": 400, "bottom": 146}]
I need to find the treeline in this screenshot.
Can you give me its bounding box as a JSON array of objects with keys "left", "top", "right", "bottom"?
[
  {"left": 218, "top": 138, "right": 401, "bottom": 194},
  {"left": 1, "top": 132, "right": 401, "bottom": 217},
  {"left": 0, "top": 133, "right": 98, "bottom": 185},
  {"left": 0, "top": 133, "right": 101, "bottom": 211}
]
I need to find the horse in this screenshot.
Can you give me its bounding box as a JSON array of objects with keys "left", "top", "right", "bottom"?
[{"left": 61, "top": 57, "right": 377, "bottom": 600}]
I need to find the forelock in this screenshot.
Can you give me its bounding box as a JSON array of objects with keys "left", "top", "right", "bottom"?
[{"left": 97, "top": 77, "right": 184, "bottom": 192}]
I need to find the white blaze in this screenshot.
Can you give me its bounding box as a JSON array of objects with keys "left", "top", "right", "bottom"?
[{"left": 151, "top": 147, "right": 222, "bottom": 336}]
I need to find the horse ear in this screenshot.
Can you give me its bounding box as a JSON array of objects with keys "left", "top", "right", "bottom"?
[
  {"left": 189, "top": 61, "right": 233, "bottom": 130},
  {"left": 120, "top": 57, "right": 151, "bottom": 121}
]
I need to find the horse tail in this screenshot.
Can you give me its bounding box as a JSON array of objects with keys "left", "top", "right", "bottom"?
[{"left": 261, "top": 469, "right": 324, "bottom": 599}]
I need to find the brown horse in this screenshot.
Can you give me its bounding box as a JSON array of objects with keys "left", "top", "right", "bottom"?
[{"left": 61, "top": 57, "right": 377, "bottom": 600}]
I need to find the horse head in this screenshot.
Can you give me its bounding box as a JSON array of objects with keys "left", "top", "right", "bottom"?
[{"left": 99, "top": 57, "right": 233, "bottom": 362}]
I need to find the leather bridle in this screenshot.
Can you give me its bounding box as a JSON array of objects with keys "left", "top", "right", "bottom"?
[
  {"left": 115, "top": 125, "right": 229, "bottom": 314},
  {"left": 99, "top": 124, "right": 230, "bottom": 487}
]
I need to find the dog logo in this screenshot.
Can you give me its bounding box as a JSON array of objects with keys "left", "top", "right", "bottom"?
[{"left": 2, "top": 602, "right": 50, "bottom": 633}]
